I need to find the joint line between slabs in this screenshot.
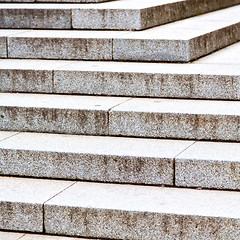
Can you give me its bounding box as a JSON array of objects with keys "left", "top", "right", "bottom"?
[{"left": 0, "top": 132, "right": 21, "bottom": 144}]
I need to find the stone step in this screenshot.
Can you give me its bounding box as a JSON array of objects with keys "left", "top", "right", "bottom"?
[
  {"left": 0, "top": 47, "right": 240, "bottom": 99},
  {"left": 0, "top": 176, "right": 240, "bottom": 239},
  {"left": 1, "top": 5, "right": 240, "bottom": 62},
  {"left": 1, "top": 93, "right": 240, "bottom": 141},
  {"left": 1, "top": 131, "right": 240, "bottom": 190},
  {"left": 0, "top": 231, "right": 88, "bottom": 240},
  {"left": 1, "top": 0, "right": 240, "bottom": 30}
]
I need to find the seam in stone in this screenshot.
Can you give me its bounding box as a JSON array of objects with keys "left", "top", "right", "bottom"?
[
  {"left": 0, "top": 132, "right": 21, "bottom": 144},
  {"left": 51, "top": 70, "right": 54, "bottom": 93},
  {"left": 5, "top": 37, "right": 8, "bottom": 58},
  {"left": 71, "top": 9, "right": 73, "bottom": 29},
  {"left": 42, "top": 181, "right": 77, "bottom": 233},
  {"left": 107, "top": 97, "right": 132, "bottom": 135},
  {"left": 172, "top": 141, "right": 197, "bottom": 186},
  {"left": 17, "top": 233, "right": 26, "bottom": 240}
]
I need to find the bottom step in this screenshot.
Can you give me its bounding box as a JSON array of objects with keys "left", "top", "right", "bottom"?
[{"left": 0, "top": 177, "right": 239, "bottom": 239}]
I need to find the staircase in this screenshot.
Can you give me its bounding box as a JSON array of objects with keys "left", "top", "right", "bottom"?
[{"left": 0, "top": 0, "right": 240, "bottom": 239}]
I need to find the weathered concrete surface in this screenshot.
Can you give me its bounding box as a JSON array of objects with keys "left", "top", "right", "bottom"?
[
  {"left": 0, "top": 5, "right": 71, "bottom": 29},
  {"left": 109, "top": 98, "right": 240, "bottom": 141},
  {"left": 0, "top": 93, "right": 128, "bottom": 135},
  {"left": 176, "top": 141, "right": 240, "bottom": 190},
  {"left": 0, "top": 177, "right": 73, "bottom": 232},
  {"left": 0, "top": 131, "right": 193, "bottom": 185},
  {"left": 45, "top": 182, "right": 240, "bottom": 239}
]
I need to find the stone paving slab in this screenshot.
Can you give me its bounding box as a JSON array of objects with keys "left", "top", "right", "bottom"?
[
  {"left": 0, "top": 231, "right": 92, "bottom": 240},
  {"left": 4, "top": 5, "right": 240, "bottom": 62},
  {"left": 0, "top": 231, "right": 24, "bottom": 240},
  {"left": 0, "top": 59, "right": 239, "bottom": 99},
  {"left": 176, "top": 141, "right": 240, "bottom": 190},
  {"left": 0, "top": 131, "right": 193, "bottom": 185},
  {"left": 0, "top": 93, "right": 129, "bottom": 135},
  {"left": 44, "top": 181, "right": 240, "bottom": 239},
  {"left": 194, "top": 41, "right": 240, "bottom": 65},
  {"left": 109, "top": 98, "right": 240, "bottom": 141},
  {"left": 0, "top": 176, "right": 73, "bottom": 232},
  {"left": 0, "top": 131, "right": 18, "bottom": 141}
]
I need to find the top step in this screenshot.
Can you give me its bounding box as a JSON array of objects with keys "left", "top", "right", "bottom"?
[{"left": 0, "top": 0, "right": 240, "bottom": 30}]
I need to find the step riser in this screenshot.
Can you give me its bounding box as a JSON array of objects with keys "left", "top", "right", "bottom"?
[
  {"left": 0, "top": 63, "right": 239, "bottom": 100},
  {"left": 1, "top": 1, "right": 240, "bottom": 30}
]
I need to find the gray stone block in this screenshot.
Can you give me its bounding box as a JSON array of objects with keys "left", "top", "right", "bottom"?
[
  {"left": 0, "top": 59, "right": 72, "bottom": 93},
  {"left": 0, "top": 8, "right": 71, "bottom": 29},
  {"left": 7, "top": 30, "right": 120, "bottom": 60},
  {"left": 0, "top": 37, "right": 7, "bottom": 58},
  {"left": 0, "top": 176, "right": 72, "bottom": 232},
  {"left": 109, "top": 98, "right": 240, "bottom": 141},
  {"left": 0, "top": 93, "right": 128, "bottom": 135},
  {"left": 44, "top": 182, "right": 240, "bottom": 239},
  {"left": 176, "top": 141, "right": 240, "bottom": 190},
  {"left": 0, "top": 132, "right": 193, "bottom": 185}
]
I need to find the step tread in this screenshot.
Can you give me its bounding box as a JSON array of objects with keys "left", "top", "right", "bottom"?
[
  {"left": 0, "top": 231, "right": 89, "bottom": 240},
  {"left": 0, "top": 176, "right": 240, "bottom": 239},
  {"left": 0, "top": 231, "right": 88, "bottom": 240}
]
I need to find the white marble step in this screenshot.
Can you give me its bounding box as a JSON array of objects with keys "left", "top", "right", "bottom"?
[
  {"left": 0, "top": 39, "right": 240, "bottom": 99},
  {"left": 1, "top": 5, "right": 239, "bottom": 62},
  {"left": 1, "top": 93, "right": 240, "bottom": 141},
  {"left": 0, "top": 131, "right": 240, "bottom": 190},
  {"left": 0, "top": 176, "right": 239, "bottom": 239},
  {"left": 1, "top": 0, "right": 239, "bottom": 30}
]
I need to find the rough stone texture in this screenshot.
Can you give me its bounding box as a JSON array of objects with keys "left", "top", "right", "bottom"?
[
  {"left": 0, "top": 231, "right": 24, "bottom": 240},
  {"left": 176, "top": 141, "right": 240, "bottom": 190},
  {"left": 45, "top": 182, "right": 240, "bottom": 239},
  {"left": 0, "top": 8, "right": 71, "bottom": 29},
  {"left": 0, "top": 176, "right": 73, "bottom": 232},
  {"left": 109, "top": 98, "right": 240, "bottom": 141},
  {"left": 0, "top": 131, "right": 193, "bottom": 185},
  {"left": 0, "top": 59, "right": 72, "bottom": 93},
  {"left": 0, "top": 37, "right": 7, "bottom": 58},
  {"left": 0, "top": 93, "right": 128, "bottom": 135},
  {"left": 72, "top": 8, "right": 141, "bottom": 30},
  {"left": 7, "top": 30, "right": 122, "bottom": 60}
]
